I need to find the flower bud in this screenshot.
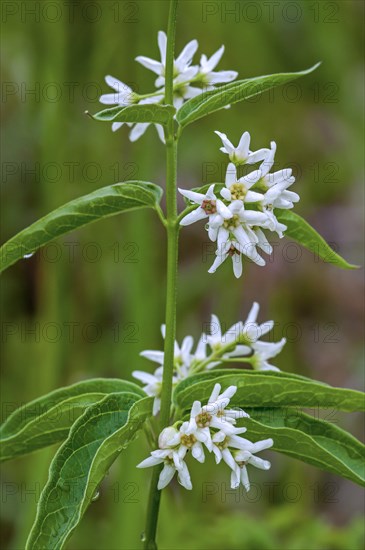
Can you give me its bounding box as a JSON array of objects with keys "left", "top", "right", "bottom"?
[{"left": 158, "top": 426, "right": 180, "bottom": 449}]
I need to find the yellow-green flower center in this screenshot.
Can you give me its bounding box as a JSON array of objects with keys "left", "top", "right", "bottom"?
[
  {"left": 181, "top": 434, "right": 197, "bottom": 448},
  {"left": 215, "top": 436, "right": 229, "bottom": 450},
  {"left": 196, "top": 411, "right": 212, "bottom": 428},
  {"left": 230, "top": 182, "right": 247, "bottom": 201},
  {"left": 223, "top": 215, "right": 240, "bottom": 230}
]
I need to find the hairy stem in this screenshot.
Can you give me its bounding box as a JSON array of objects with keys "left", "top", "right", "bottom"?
[{"left": 144, "top": 1, "right": 179, "bottom": 548}]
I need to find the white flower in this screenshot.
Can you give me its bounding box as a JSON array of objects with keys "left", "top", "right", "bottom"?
[
  {"left": 139, "top": 324, "right": 193, "bottom": 373},
  {"left": 132, "top": 366, "right": 166, "bottom": 415},
  {"left": 263, "top": 171, "right": 299, "bottom": 210},
  {"left": 99, "top": 75, "right": 135, "bottom": 107},
  {"left": 208, "top": 239, "right": 245, "bottom": 279},
  {"left": 206, "top": 314, "right": 251, "bottom": 356},
  {"left": 137, "top": 447, "right": 192, "bottom": 490},
  {"left": 198, "top": 45, "right": 238, "bottom": 85},
  {"left": 221, "top": 163, "right": 264, "bottom": 203},
  {"left": 258, "top": 142, "right": 299, "bottom": 210},
  {"left": 178, "top": 184, "right": 232, "bottom": 226},
  {"left": 99, "top": 77, "right": 165, "bottom": 140},
  {"left": 215, "top": 130, "right": 269, "bottom": 166},
  {"left": 251, "top": 338, "right": 286, "bottom": 371},
  {"left": 136, "top": 31, "right": 198, "bottom": 88},
  {"left": 211, "top": 429, "right": 250, "bottom": 466},
  {"left": 207, "top": 203, "right": 266, "bottom": 274},
  {"left": 238, "top": 301, "right": 274, "bottom": 344},
  {"left": 186, "top": 384, "right": 248, "bottom": 449},
  {"left": 231, "top": 439, "right": 273, "bottom": 491}
]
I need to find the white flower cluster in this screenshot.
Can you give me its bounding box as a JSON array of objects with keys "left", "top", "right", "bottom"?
[
  {"left": 179, "top": 131, "right": 299, "bottom": 277},
  {"left": 138, "top": 383, "right": 273, "bottom": 492},
  {"left": 133, "top": 302, "right": 286, "bottom": 415},
  {"left": 99, "top": 31, "right": 237, "bottom": 141}
]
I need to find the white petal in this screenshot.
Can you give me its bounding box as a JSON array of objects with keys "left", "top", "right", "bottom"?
[
  {"left": 175, "top": 39, "right": 198, "bottom": 71},
  {"left": 245, "top": 190, "right": 264, "bottom": 203},
  {"left": 152, "top": 397, "right": 161, "bottom": 416},
  {"left": 129, "top": 123, "right": 148, "bottom": 142},
  {"left": 232, "top": 254, "right": 243, "bottom": 278},
  {"left": 222, "top": 448, "right": 237, "bottom": 472},
  {"left": 137, "top": 455, "right": 163, "bottom": 468},
  {"left": 201, "top": 45, "right": 225, "bottom": 72},
  {"left": 178, "top": 188, "right": 205, "bottom": 204},
  {"left": 112, "top": 122, "right": 123, "bottom": 132},
  {"left": 225, "top": 163, "right": 237, "bottom": 186},
  {"left": 157, "top": 31, "right": 167, "bottom": 63},
  {"left": 236, "top": 131, "right": 250, "bottom": 158},
  {"left": 105, "top": 75, "right": 132, "bottom": 94},
  {"left": 217, "top": 227, "right": 230, "bottom": 249},
  {"left": 250, "top": 438, "right": 274, "bottom": 453},
  {"left": 177, "top": 461, "right": 193, "bottom": 490},
  {"left": 192, "top": 442, "right": 205, "bottom": 463},
  {"left": 132, "top": 370, "right": 158, "bottom": 384},
  {"left": 208, "top": 383, "right": 222, "bottom": 404},
  {"left": 179, "top": 208, "right": 207, "bottom": 226},
  {"left": 155, "top": 124, "right": 165, "bottom": 143},
  {"left": 260, "top": 142, "right": 277, "bottom": 176},
  {"left": 248, "top": 456, "right": 271, "bottom": 470},
  {"left": 208, "top": 252, "right": 228, "bottom": 274},
  {"left": 240, "top": 466, "right": 251, "bottom": 492},
  {"left": 230, "top": 468, "right": 240, "bottom": 489},
  {"left": 140, "top": 350, "right": 164, "bottom": 364},
  {"left": 135, "top": 55, "right": 162, "bottom": 75},
  {"left": 240, "top": 169, "right": 261, "bottom": 189},
  {"left": 246, "top": 148, "right": 270, "bottom": 164},
  {"left": 216, "top": 200, "right": 233, "bottom": 219},
  {"left": 214, "top": 130, "right": 234, "bottom": 154},
  {"left": 220, "top": 187, "right": 232, "bottom": 201},
  {"left": 158, "top": 464, "right": 176, "bottom": 489},
  {"left": 208, "top": 70, "right": 238, "bottom": 84}
]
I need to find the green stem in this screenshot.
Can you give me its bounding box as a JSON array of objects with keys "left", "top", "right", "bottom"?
[{"left": 144, "top": 2, "right": 179, "bottom": 549}]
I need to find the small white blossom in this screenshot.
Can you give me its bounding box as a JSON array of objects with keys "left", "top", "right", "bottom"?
[
  {"left": 221, "top": 163, "right": 264, "bottom": 204},
  {"left": 206, "top": 315, "right": 251, "bottom": 356},
  {"left": 137, "top": 383, "right": 273, "bottom": 492},
  {"left": 231, "top": 439, "right": 273, "bottom": 491},
  {"left": 215, "top": 130, "right": 269, "bottom": 166},
  {"left": 132, "top": 367, "right": 167, "bottom": 415},
  {"left": 136, "top": 31, "right": 198, "bottom": 88},
  {"left": 197, "top": 45, "right": 238, "bottom": 86},
  {"left": 137, "top": 447, "right": 192, "bottom": 490},
  {"left": 251, "top": 338, "right": 286, "bottom": 371},
  {"left": 178, "top": 184, "right": 232, "bottom": 226}
]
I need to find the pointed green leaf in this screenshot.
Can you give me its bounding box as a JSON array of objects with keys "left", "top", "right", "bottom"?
[
  {"left": 176, "top": 63, "right": 320, "bottom": 127},
  {"left": 0, "top": 181, "right": 163, "bottom": 273},
  {"left": 173, "top": 370, "right": 365, "bottom": 413},
  {"left": 242, "top": 408, "right": 365, "bottom": 486},
  {"left": 0, "top": 379, "right": 145, "bottom": 462},
  {"left": 276, "top": 210, "right": 358, "bottom": 269},
  {"left": 26, "top": 393, "right": 153, "bottom": 550},
  {"left": 89, "top": 103, "right": 175, "bottom": 125}
]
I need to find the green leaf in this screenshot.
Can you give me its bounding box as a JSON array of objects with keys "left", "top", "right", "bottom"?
[
  {"left": 26, "top": 393, "right": 153, "bottom": 550},
  {"left": 276, "top": 210, "right": 358, "bottom": 269},
  {"left": 89, "top": 103, "right": 175, "bottom": 125},
  {"left": 173, "top": 370, "right": 365, "bottom": 413},
  {"left": 0, "top": 181, "right": 163, "bottom": 273},
  {"left": 0, "top": 379, "right": 145, "bottom": 462},
  {"left": 242, "top": 408, "right": 365, "bottom": 486},
  {"left": 176, "top": 63, "right": 320, "bottom": 127}
]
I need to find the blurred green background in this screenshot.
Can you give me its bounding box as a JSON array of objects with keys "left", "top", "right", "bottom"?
[{"left": 1, "top": 1, "right": 364, "bottom": 549}]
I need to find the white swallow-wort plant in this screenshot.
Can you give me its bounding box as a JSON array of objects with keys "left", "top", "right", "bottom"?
[{"left": 0, "top": 1, "right": 363, "bottom": 549}]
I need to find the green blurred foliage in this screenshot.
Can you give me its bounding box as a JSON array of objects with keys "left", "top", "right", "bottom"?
[{"left": 1, "top": 1, "right": 364, "bottom": 549}]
